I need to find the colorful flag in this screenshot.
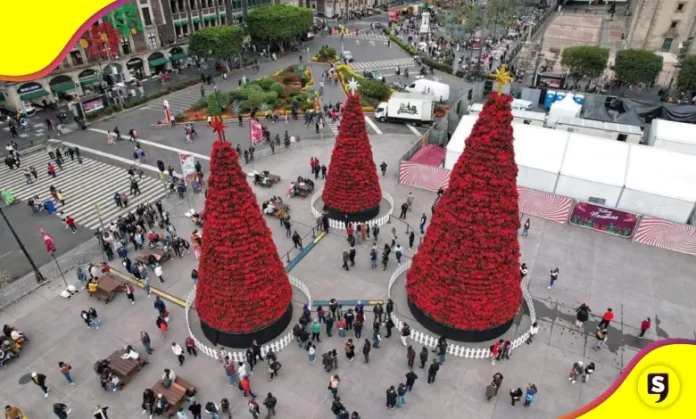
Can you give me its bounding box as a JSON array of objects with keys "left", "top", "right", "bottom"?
[
  {"left": 39, "top": 225, "right": 56, "bottom": 255},
  {"left": 179, "top": 153, "right": 198, "bottom": 185},
  {"left": 250, "top": 118, "right": 263, "bottom": 147}
]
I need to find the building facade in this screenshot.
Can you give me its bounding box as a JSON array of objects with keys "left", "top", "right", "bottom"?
[
  {"left": 0, "top": 0, "right": 276, "bottom": 111},
  {"left": 626, "top": 0, "right": 696, "bottom": 55}
]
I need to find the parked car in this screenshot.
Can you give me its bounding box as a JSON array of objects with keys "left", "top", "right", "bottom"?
[
  {"left": 341, "top": 51, "right": 354, "bottom": 62},
  {"left": 362, "top": 69, "right": 385, "bottom": 83}
]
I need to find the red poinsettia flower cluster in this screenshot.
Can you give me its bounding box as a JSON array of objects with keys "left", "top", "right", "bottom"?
[
  {"left": 406, "top": 92, "right": 522, "bottom": 331},
  {"left": 86, "top": 22, "right": 121, "bottom": 59},
  {"left": 322, "top": 94, "right": 382, "bottom": 214},
  {"left": 195, "top": 140, "right": 292, "bottom": 333}
]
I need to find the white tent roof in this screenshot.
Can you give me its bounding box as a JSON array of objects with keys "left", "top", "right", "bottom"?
[
  {"left": 557, "top": 116, "right": 643, "bottom": 135},
  {"left": 626, "top": 145, "right": 696, "bottom": 201},
  {"left": 447, "top": 115, "right": 478, "bottom": 154},
  {"left": 651, "top": 118, "right": 696, "bottom": 144},
  {"left": 510, "top": 124, "right": 569, "bottom": 173},
  {"left": 560, "top": 133, "right": 629, "bottom": 187}
]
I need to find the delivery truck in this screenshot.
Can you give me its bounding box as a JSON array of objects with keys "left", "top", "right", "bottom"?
[
  {"left": 375, "top": 92, "right": 434, "bottom": 125},
  {"left": 404, "top": 79, "right": 450, "bottom": 102}
]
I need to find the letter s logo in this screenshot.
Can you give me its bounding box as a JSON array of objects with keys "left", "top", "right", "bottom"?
[
  {"left": 640, "top": 367, "right": 679, "bottom": 408},
  {"left": 648, "top": 374, "right": 668, "bottom": 403}
]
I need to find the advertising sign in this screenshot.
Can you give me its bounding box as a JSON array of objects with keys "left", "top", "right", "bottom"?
[
  {"left": 569, "top": 202, "right": 640, "bottom": 238},
  {"left": 82, "top": 97, "right": 105, "bottom": 113},
  {"left": 179, "top": 153, "right": 197, "bottom": 185},
  {"left": 249, "top": 118, "right": 263, "bottom": 147}
]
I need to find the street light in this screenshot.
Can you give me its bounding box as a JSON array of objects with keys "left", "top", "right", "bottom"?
[{"left": 0, "top": 207, "right": 46, "bottom": 284}]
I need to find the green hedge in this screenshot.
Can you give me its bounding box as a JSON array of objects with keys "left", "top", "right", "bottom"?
[
  {"left": 388, "top": 33, "right": 457, "bottom": 76},
  {"left": 423, "top": 57, "right": 453, "bottom": 74}
]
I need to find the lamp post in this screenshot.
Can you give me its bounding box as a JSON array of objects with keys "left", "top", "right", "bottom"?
[{"left": 0, "top": 207, "right": 45, "bottom": 283}]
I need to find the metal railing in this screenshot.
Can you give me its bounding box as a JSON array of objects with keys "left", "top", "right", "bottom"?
[
  {"left": 310, "top": 188, "right": 395, "bottom": 231},
  {"left": 279, "top": 225, "right": 319, "bottom": 264},
  {"left": 387, "top": 214, "right": 423, "bottom": 246}
]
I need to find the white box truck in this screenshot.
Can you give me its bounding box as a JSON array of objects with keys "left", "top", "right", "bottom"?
[
  {"left": 404, "top": 79, "right": 450, "bottom": 102},
  {"left": 375, "top": 92, "right": 434, "bottom": 125}
]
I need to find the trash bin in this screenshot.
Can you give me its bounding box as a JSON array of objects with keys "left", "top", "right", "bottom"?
[{"left": 43, "top": 200, "right": 56, "bottom": 214}]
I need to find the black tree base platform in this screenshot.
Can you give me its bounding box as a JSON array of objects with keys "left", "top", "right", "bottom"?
[
  {"left": 408, "top": 299, "right": 516, "bottom": 343},
  {"left": 200, "top": 303, "right": 293, "bottom": 348},
  {"left": 323, "top": 203, "right": 381, "bottom": 223}
]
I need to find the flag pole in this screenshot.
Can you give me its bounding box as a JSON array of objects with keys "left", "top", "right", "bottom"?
[
  {"left": 51, "top": 253, "right": 69, "bottom": 288},
  {"left": 0, "top": 207, "right": 45, "bottom": 283}
]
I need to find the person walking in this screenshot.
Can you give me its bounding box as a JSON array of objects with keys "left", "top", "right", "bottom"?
[
  {"left": 125, "top": 283, "right": 135, "bottom": 304},
  {"left": 510, "top": 387, "right": 523, "bottom": 406},
  {"left": 639, "top": 317, "right": 651, "bottom": 337},
  {"left": 263, "top": 393, "right": 277, "bottom": 417},
  {"left": 58, "top": 362, "right": 75, "bottom": 385},
  {"left": 292, "top": 231, "right": 303, "bottom": 250},
  {"left": 88, "top": 307, "right": 100, "bottom": 329},
  {"left": 154, "top": 263, "right": 164, "bottom": 283},
  {"left": 394, "top": 244, "right": 403, "bottom": 265},
  {"left": 325, "top": 314, "right": 335, "bottom": 337},
  {"left": 94, "top": 405, "right": 109, "bottom": 419},
  {"left": 400, "top": 323, "right": 410, "bottom": 346},
  {"left": 185, "top": 337, "right": 197, "bottom": 356},
  {"left": 372, "top": 323, "right": 381, "bottom": 348},
  {"left": 526, "top": 322, "right": 539, "bottom": 344},
  {"left": 344, "top": 339, "right": 355, "bottom": 362},
  {"left": 341, "top": 249, "right": 350, "bottom": 271},
  {"left": 172, "top": 342, "right": 185, "bottom": 366},
  {"left": 154, "top": 297, "right": 166, "bottom": 317},
  {"left": 427, "top": 360, "right": 439, "bottom": 384},
  {"left": 31, "top": 372, "right": 49, "bottom": 396},
  {"left": 311, "top": 319, "right": 321, "bottom": 342},
  {"left": 349, "top": 246, "right": 356, "bottom": 266},
  {"left": 523, "top": 384, "right": 538, "bottom": 407},
  {"left": 569, "top": 361, "right": 584, "bottom": 383},
  {"left": 408, "top": 231, "right": 415, "bottom": 249},
  {"left": 369, "top": 246, "right": 377, "bottom": 268},
  {"left": 385, "top": 386, "right": 397, "bottom": 409},
  {"left": 405, "top": 370, "right": 418, "bottom": 391},
  {"left": 362, "top": 339, "right": 371, "bottom": 363},
  {"left": 593, "top": 328, "right": 608, "bottom": 350},
  {"left": 598, "top": 308, "right": 614, "bottom": 329},
  {"left": 141, "top": 331, "right": 153, "bottom": 354},
  {"left": 396, "top": 383, "right": 407, "bottom": 407},
  {"left": 248, "top": 399, "right": 260, "bottom": 418},
  {"left": 380, "top": 162, "right": 387, "bottom": 176},
  {"left": 583, "top": 362, "right": 595, "bottom": 382},
  {"left": 406, "top": 345, "right": 416, "bottom": 369},
  {"left": 329, "top": 375, "right": 340, "bottom": 399},
  {"left": 419, "top": 213, "right": 427, "bottom": 234},
  {"left": 548, "top": 267, "right": 559, "bottom": 289},
  {"left": 575, "top": 303, "right": 591, "bottom": 328},
  {"left": 521, "top": 218, "right": 530, "bottom": 236},
  {"left": 307, "top": 343, "right": 316, "bottom": 363},
  {"left": 52, "top": 403, "right": 69, "bottom": 419}
]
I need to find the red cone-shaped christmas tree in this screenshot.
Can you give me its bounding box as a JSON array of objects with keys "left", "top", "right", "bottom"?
[
  {"left": 322, "top": 93, "right": 382, "bottom": 216},
  {"left": 406, "top": 91, "right": 521, "bottom": 337},
  {"left": 195, "top": 140, "right": 292, "bottom": 336}
]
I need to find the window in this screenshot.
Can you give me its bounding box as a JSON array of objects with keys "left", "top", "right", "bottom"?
[
  {"left": 677, "top": 2, "right": 685, "bottom": 12},
  {"left": 177, "top": 0, "right": 184, "bottom": 11},
  {"left": 194, "top": 21, "right": 200, "bottom": 31},
  {"left": 147, "top": 31, "right": 158, "bottom": 49},
  {"left": 190, "top": 0, "right": 196, "bottom": 9},
  {"left": 662, "top": 38, "right": 674, "bottom": 52},
  {"left": 139, "top": 0, "right": 148, "bottom": 4},
  {"left": 141, "top": 7, "right": 153, "bottom": 25},
  {"left": 671, "top": 21, "right": 679, "bottom": 29},
  {"left": 70, "top": 50, "right": 84, "bottom": 66},
  {"left": 121, "top": 37, "right": 132, "bottom": 54},
  {"left": 218, "top": 0, "right": 224, "bottom": 5},
  {"left": 176, "top": 25, "right": 183, "bottom": 37},
  {"left": 170, "top": 0, "right": 177, "bottom": 12},
  {"left": 232, "top": 0, "right": 242, "bottom": 9}
]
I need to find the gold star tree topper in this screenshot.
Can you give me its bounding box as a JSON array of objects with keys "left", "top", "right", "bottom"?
[{"left": 493, "top": 64, "right": 513, "bottom": 94}]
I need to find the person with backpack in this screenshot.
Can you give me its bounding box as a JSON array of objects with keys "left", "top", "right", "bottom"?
[
  {"left": 269, "top": 359, "right": 282, "bottom": 380},
  {"left": 204, "top": 401, "right": 219, "bottom": 418},
  {"left": 248, "top": 399, "right": 260, "bottom": 418},
  {"left": 263, "top": 392, "right": 277, "bottom": 417},
  {"left": 331, "top": 397, "right": 346, "bottom": 419},
  {"left": 400, "top": 323, "right": 410, "bottom": 346}
]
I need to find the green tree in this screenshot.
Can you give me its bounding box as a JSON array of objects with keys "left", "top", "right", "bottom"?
[
  {"left": 246, "top": 5, "right": 313, "bottom": 49},
  {"left": 485, "top": 0, "right": 518, "bottom": 36},
  {"left": 207, "top": 91, "right": 230, "bottom": 117},
  {"left": 614, "top": 49, "right": 664, "bottom": 85},
  {"left": 560, "top": 46, "right": 609, "bottom": 87},
  {"left": 189, "top": 26, "right": 244, "bottom": 70},
  {"left": 677, "top": 55, "right": 696, "bottom": 91},
  {"left": 104, "top": 3, "right": 143, "bottom": 37}
]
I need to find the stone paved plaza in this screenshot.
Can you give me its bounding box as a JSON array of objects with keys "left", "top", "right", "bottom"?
[{"left": 2, "top": 131, "right": 696, "bottom": 419}]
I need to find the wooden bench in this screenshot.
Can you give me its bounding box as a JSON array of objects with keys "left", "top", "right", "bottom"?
[
  {"left": 88, "top": 275, "right": 122, "bottom": 303},
  {"left": 106, "top": 349, "right": 148, "bottom": 388},
  {"left": 152, "top": 376, "right": 194, "bottom": 418}
]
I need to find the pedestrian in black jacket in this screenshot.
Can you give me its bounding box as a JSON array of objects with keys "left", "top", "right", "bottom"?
[
  {"left": 31, "top": 372, "right": 49, "bottom": 396},
  {"left": 263, "top": 392, "right": 277, "bottom": 416},
  {"left": 419, "top": 346, "right": 428, "bottom": 368},
  {"left": 405, "top": 371, "right": 418, "bottom": 391},
  {"left": 427, "top": 360, "right": 440, "bottom": 384},
  {"left": 362, "top": 339, "right": 371, "bottom": 363},
  {"left": 386, "top": 386, "right": 397, "bottom": 409}
]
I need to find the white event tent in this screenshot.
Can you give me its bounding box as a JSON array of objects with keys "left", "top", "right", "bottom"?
[
  {"left": 555, "top": 134, "right": 629, "bottom": 207},
  {"left": 647, "top": 118, "right": 696, "bottom": 156},
  {"left": 617, "top": 145, "right": 696, "bottom": 222}
]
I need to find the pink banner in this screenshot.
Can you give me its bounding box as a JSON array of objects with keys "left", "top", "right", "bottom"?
[
  {"left": 517, "top": 187, "right": 573, "bottom": 224},
  {"left": 399, "top": 161, "right": 450, "bottom": 192},
  {"left": 634, "top": 216, "right": 696, "bottom": 256},
  {"left": 249, "top": 118, "right": 263, "bottom": 147}
]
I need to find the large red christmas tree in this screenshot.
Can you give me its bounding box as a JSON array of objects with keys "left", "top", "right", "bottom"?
[
  {"left": 406, "top": 90, "right": 522, "bottom": 340},
  {"left": 322, "top": 93, "right": 382, "bottom": 216},
  {"left": 195, "top": 140, "right": 292, "bottom": 341}
]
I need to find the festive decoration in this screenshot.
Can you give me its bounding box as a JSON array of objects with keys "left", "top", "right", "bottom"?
[
  {"left": 493, "top": 64, "right": 512, "bottom": 93},
  {"left": 85, "top": 22, "right": 121, "bottom": 59},
  {"left": 104, "top": 3, "right": 144, "bottom": 37},
  {"left": 322, "top": 93, "right": 382, "bottom": 216},
  {"left": 39, "top": 225, "right": 56, "bottom": 255},
  {"left": 347, "top": 78, "right": 360, "bottom": 94},
  {"left": 406, "top": 91, "right": 522, "bottom": 338},
  {"left": 195, "top": 140, "right": 292, "bottom": 335},
  {"left": 211, "top": 119, "right": 227, "bottom": 142}
]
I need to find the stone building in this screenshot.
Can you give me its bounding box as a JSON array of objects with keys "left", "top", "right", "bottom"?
[{"left": 626, "top": 0, "right": 696, "bottom": 54}]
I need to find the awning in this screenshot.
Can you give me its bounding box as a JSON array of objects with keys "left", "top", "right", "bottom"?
[
  {"left": 79, "top": 75, "right": 100, "bottom": 86},
  {"left": 20, "top": 89, "right": 49, "bottom": 101},
  {"left": 170, "top": 52, "right": 188, "bottom": 62},
  {"left": 174, "top": 20, "right": 187, "bottom": 27},
  {"left": 50, "top": 81, "right": 78, "bottom": 93},
  {"left": 219, "top": 12, "right": 226, "bottom": 18},
  {"left": 192, "top": 17, "right": 200, "bottom": 23},
  {"left": 149, "top": 57, "right": 169, "bottom": 67},
  {"left": 204, "top": 15, "right": 216, "bottom": 22}
]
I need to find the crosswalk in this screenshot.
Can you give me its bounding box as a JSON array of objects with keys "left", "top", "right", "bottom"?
[
  {"left": 349, "top": 58, "right": 418, "bottom": 71},
  {"left": 0, "top": 151, "right": 166, "bottom": 230},
  {"left": 146, "top": 83, "right": 204, "bottom": 114},
  {"left": 328, "top": 121, "right": 340, "bottom": 136},
  {"left": 329, "top": 32, "right": 388, "bottom": 40}
]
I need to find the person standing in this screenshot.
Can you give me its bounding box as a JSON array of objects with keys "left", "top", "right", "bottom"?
[
  {"left": 436, "top": 336, "right": 448, "bottom": 364},
  {"left": 154, "top": 297, "right": 166, "bottom": 317},
  {"left": 172, "top": 343, "right": 185, "bottom": 366},
  {"left": 406, "top": 345, "right": 416, "bottom": 369},
  {"left": 325, "top": 314, "right": 335, "bottom": 337},
  {"left": 154, "top": 263, "right": 164, "bottom": 283},
  {"left": 523, "top": 384, "right": 538, "bottom": 406},
  {"left": 141, "top": 331, "right": 153, "bottom": 354},
  {"left": 385, "top": 386, "right": 397, "bottom": 409},
  {"left": 380, "top": 162, "right": 387, "bottom": 176},
  {"left": 408, "top": 231, "right": 415, "bottom": 250},
  {"left": 31, "top": 372, "right": 49, "bottom": 397},
  {"left": 344, "top": 339, "right": 355, "bottom": 362},
  {"left": 251, "top": 339, "right": 264, "bottom": 363},
  {"left": 405, "top": 370, "right": 418, "bottom": 391},
  {"left": 125, "top": 283, "right": 135, "bottom": 304},
  {"left": 188, "top": 401, "right": 202, "bottom": 419},
  {"left": 396, "top": 383, "right": 407, "bottom": 407},
  {"left": 372, "top": 323, "right": 381, "bottom": 349},
  {"left": 400, "top": 323, "right": 410, "bottom": 346},
  {"left": 263, "top": 393, "right": 277, "bottom": 417},
  {"left": 399, "top": 202, "right": 408, "bottom": 219},
  {"left": 52, "top": 403, "right": 69, "bottom": 419},
  {"left": 594, "top": 328, "right": 608, "bottom": 350},
  {"left": 598, "top": 308, "right": 614, "bottom": 329},
  {"left": 94, "top": 405, "right": 109, "bottom": 419},
  {"left": 394, "top": 244, "right": 403, "bottom": 265},
  {"left": 329, "top": 375, "right": 340, "bottom": 399},
  {"left": 526, "top": 322, "right": 538, "bottom": 344},
  {"left": 88, "top": 307, "right": 100, "bottom": 329},
  {"left": 185, "top": 337, "right": 197, "bottom": 356},
  {"left": 510, "top": 387, "right": 523, "bottom": 406},
  {"left": 419, "top": 346, "right": 428, "bottom": 368},
  {"left": 4, "top": 405, "right": 23, "bottom": 419},
  {"left": 369, "top": 246, "right": 377, "bottom": 268},
  {"left": 362, "top": 339, "right": 371, "bottom": 363},
  {"left": 341, "top": 249, "right": 350, "bottom": 271},
  {"left": 548, "top": 267, "right": 559, "bottom": 289},
  {"left": 58, "top": 362, "right": 75, "bottom": 385},
  {"left": 427, "top": 360, "right": 439, "bottom": 384},
  {"left": 521, "top": 218, "right": 530, "bottom": 237},
  {"left": 583, "top": 362, "right": 595, "bottom": 382},
  {"left": 419, "top": 214, "right": 427, "bottom": 234},
  {"left": 639, "top": 317, "right": 651, "bottom": 337}
]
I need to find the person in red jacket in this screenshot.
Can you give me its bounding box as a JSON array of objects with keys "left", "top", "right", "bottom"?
[
  {"left": 639, "top": 317, "right": 651, "bottom": 337},
  {"left": 61, "top": 212, "right": 77, "bottom": 233},
  {"left": 597, "top": 308, "right": 614, "bottom": 329},
  {"left": 47, "top": 162, "right": 56, "bottom": 178}
]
